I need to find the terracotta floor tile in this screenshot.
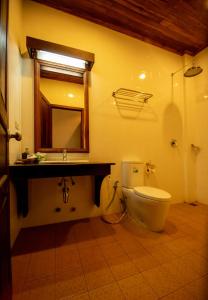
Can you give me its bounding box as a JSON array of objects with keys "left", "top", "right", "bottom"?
[
  {"left": 89, "top": 283, "right": 124, "bottom": 300},
  {"left": 114, "top": 234, "right": 134, "bottom": 245},
  {"left": 95, "top": 235, "right": 116, "bottom": 246},
  {"left": 160, "top": 287, "right": 195, "bottom": 300},
  {"left": 12, "top": 254, "right": 31, "bottom": 294},
  {"left": 100, "top": 241, "right": 126, "bottom": 259},
  {"left": 67, "top": 293, "right": 90, "bottom": 300},
  {"left": 76, "top": 239, "right": 98, "bottom": 250},
  {"left": 27, "top": 249, "right": 55, "bottom": 280},
  {"left": 12, "top": 253, "right": 31, "bottom": 277},
  {"left": 12, "top": 225, "right": 56, "bottom": 254},
  {"left": 90, "top": 221, "right": 115, "bottom": 244},
  {"left": 126, "top": 244, "right": 149, "bottom": 260},
  {"left": 55, "top": 222, "right": 76, "bottom": 249},
  {"left": 78, "top": 246, "right": 106, "bottom": 267},
  {"left": 118, "top": 239, "right": 142, "bottom": 254},
  {"left": 55, "top": 266, "right": 83, "bottom": 281},
  {"left": 74, "top": 226, "right": 98, "bottom": 250},
  {"left": 84, "top": 266, "right": 114, "bottom": 290},
  {"left": 12, "top": 204, "right": 208, "bottom": 300},
  {"left": 132, "top": 253, "right": 160, "bottom": 272},
  {"left": 165, "top": 227, "right": 186, "bottom": 241},
  {"left": 82, "top": 260, "right": 108, "bottom": 274},
  {"left": 23, "top": 275, "right": 55, "bottom": 300},
  {"left": 162, "top": 257, "right": 199, "bottom": 286},
  {"left": 12, "top": 277, "right": 25, "bottom": 296},
  {"left": 196, "top": 246, "right": 208, "bottom": 260},
  {"left": 55, "top": 269, "right": 87, "bottom": 299},
  {"left": 183, "top": 252, "right": 208, "bottom": 277},
  {"left": 147, "top": 243, "right": 177, "bottom": 264},
  {"left": 142, "top": 264, "right": 182, "bottom": 298},
  {"left": 73, "top": 222, "right": 93, "bottom": 235},
  {"left": 165, "top": 237, "right": 192, "bottom": 257},
  {"left": 106, "top": 254, "right": 138, "bottom": 280},
  {"left": 56, "top": 247, "right": 82, "bottom": 272},
  {"left": 184, "top": 275, "right": 208, "bottom": 299},
  {"left": 118, "top": 274, "right": 157, "bottom": 300},
  {"left": 12, "top": 291, "right": 30, "bottom": 300}
]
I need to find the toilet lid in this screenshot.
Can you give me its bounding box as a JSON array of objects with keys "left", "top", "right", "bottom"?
[{"left": 133, "top": 186, "right": 171, "bottom": 201}]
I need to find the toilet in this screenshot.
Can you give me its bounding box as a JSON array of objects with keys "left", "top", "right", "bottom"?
[{"left": 122, "top": 161, "right": 171, "bottom": 232}]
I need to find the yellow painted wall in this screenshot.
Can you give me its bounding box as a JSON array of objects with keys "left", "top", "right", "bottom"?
[
  {"left": 190, "top": 48, "right": 208, "bottom": 204},
  {"left": 8, "top": 0, "right": 23, "bottom": 245},
  {"left": 40, "top": 78, "right": 84, "bottom": 107},
  {"left": 21, "top": 0, "right": 186, "bottom": 227}
]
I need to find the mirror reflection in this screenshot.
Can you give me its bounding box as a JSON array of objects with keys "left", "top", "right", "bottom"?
[{"left": 34, "top": 61, "right": 89, "bottom": 152}]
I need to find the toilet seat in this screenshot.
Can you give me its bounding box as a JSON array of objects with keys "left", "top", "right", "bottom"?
[{"left": 133, "top": 186, "right": 171, "bottom": 202}]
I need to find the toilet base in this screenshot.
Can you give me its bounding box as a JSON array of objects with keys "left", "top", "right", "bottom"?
[
  {"left": 127, "top": 211, "right": 166, "bottom": 232},
  {"left": 123, "top": 187, "right": 170, "bottom": 232}
]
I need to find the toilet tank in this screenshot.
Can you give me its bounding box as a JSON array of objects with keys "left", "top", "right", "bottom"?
[{"left": 122, "top": 161, "right": 145, "bottom": 188}]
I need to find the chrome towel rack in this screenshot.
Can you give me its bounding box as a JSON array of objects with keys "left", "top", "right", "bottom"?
[{"left": 112, "top": 88, "right": 153, "bottom": 109}]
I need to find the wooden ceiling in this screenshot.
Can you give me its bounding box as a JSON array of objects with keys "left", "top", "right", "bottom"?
[{"left": 32, "top": 0, "right": 208, "bottom": 56}]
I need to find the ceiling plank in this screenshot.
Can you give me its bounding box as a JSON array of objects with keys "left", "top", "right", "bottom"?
[{"left": 31, "top": 0, "right": 208, "bottom": 55}]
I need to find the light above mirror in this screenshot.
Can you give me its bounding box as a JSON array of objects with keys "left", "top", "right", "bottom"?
[
  {"left": 37, "top": 50, "right": 86, "bottom": 69},
  {"left": 26, "top": 36, "right": 95, "bottom": 70}
]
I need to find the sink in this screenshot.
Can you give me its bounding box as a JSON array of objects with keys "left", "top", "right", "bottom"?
[{"left": 39, "top": 160, "right": 89, "bottom": 164}]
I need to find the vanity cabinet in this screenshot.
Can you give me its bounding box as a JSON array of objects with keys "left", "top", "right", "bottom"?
[{"left": 9, "top": 162, "right": 115, "bottom": 217}]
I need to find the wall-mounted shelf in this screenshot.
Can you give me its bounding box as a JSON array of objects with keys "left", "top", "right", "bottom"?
[{"left": 112, "top": 88, "right": 153, "bottom": 109}]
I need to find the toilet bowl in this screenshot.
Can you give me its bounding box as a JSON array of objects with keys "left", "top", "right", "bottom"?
[{"left": 122, "top": 161, "right": 171, "bottom": 232}]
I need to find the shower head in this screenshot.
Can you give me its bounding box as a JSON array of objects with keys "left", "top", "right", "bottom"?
[
  {"left": 171, "top": 62, "right": 203, "bottom": 78},
  {"left": 184, "top": 66, "right": 203, "bottom": 77}
]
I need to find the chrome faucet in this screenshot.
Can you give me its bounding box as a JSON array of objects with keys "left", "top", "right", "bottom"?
[{"left": 63, "top": 149, "right": 67, "bottom": 161}]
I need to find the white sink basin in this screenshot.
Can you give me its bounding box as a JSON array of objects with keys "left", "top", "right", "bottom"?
[{"left": 39, "top": 160, "right": 89, "bottom": 164}]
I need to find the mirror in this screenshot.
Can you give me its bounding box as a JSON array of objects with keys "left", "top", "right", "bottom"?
[{"left": 34, "top": 60, "right": 89, "bottom": 152}]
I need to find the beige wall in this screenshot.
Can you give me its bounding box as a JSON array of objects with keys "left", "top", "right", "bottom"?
[
  {"left": 191, "top": 48, "right": 208, "bottom": 204},
  {"left": 8, "top": 0, "right": 23, "bottom": 245},
  {"left": 40, "top": 78, "right": 84, "bottom": 107},
  {"left": 19, "top": 0, "right": 187, "bottom": 227}
]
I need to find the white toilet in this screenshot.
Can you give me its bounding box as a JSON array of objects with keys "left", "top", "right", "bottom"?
[{"left": 122, "top": 161, "right": 171, "bottom": 232}]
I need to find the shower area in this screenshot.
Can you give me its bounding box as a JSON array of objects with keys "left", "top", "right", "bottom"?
[{"left": 171, "top": 49, "right": 208, "bottom": 205}]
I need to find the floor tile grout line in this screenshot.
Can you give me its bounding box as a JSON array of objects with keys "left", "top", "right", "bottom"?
[
  {"left": 140, "top": 261, "right": 206, "bottom": 299},
  {"left": 12, "top": 252, "right": 32, "bottom": 295},
  {"left": 79, "top": 220, "right": 134, "bottom": 297},
  {"left": 75, "top": 235, "right": 95, "bottom": 295},
  {"left": 12, "top": 204, "right": 208, "bottom": 299},
  {"left": 92, "top": 221, "right": 142, "bottom": 299},
  {"left": 97, "top": 237, "right": 129, "bottom": 300}
]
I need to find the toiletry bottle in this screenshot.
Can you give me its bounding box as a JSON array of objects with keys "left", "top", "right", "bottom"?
[{"left": 22, "top": 147, "right": 29, "bottom": 159}]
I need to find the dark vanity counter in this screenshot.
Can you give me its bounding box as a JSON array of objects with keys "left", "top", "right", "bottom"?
[{"left": 9, "top": 162, "right": 115, "bottom": 217}]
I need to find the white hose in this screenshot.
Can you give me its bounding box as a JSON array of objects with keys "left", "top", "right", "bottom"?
[{"left": 101, "top": 181, "right": 127, "bottom": 224}]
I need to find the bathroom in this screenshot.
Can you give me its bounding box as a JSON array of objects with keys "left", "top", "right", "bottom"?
[{"left": 1, "top": 0, "right": 208, "bottom": 299}]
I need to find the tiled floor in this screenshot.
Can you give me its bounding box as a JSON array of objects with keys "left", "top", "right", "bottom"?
[{"left": 12, "top": 203, "right": 208, "bottom": 299}]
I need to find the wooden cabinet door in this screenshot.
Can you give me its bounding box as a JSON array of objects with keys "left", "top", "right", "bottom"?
[{"left": 0, "top": 0, "right": 12, "bottom": 299}]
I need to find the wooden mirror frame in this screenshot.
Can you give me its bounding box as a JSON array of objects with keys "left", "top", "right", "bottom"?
[{"left": 34, "top": 59, "right": 89, "bottom": 153}]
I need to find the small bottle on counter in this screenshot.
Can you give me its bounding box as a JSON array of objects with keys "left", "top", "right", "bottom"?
[{"left": 22, "top": 147, "right": 29, "bottom": 159}]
